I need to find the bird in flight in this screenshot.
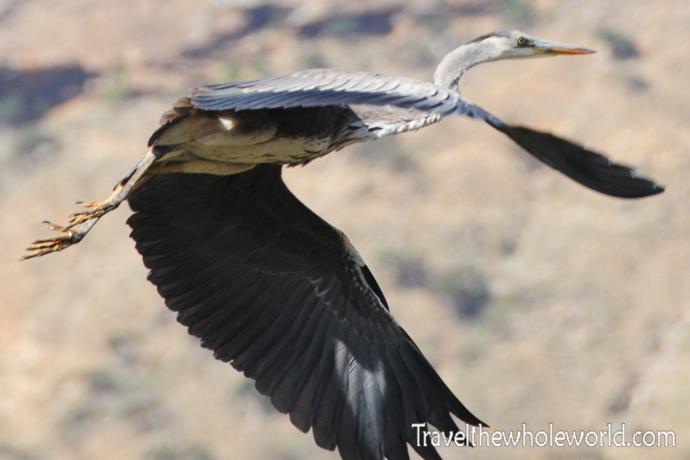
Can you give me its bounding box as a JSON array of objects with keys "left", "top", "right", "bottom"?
[{"left": 24, "top": 30, "right": 663, "bottom": 459}]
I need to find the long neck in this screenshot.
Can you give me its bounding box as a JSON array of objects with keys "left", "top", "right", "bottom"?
[{"left": 434, "top": 42, "right": 499, "bottom": 91}]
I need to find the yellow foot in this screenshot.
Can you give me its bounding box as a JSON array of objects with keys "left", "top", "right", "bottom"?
[
  {"left": 22, "top": 220, "right": 94, "bottom": 260},
  {"left": 22, "top": 148, "right": 156, "bottom": 260},
  {"left": 66, "top": 201, "right": 116, "bottom": 228},
  {"left": 75, "top": 199, "right": 107, "bottom": 209}
]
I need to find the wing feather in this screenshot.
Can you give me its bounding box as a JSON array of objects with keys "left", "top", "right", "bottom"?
[
  {"left": 183, "top": 68, "right": 664, "bottom": 198},
  {"left": 127, "top": 165, "right": 485, "bottom": 459},
  {"left": 190, "top": 69, "right": 465, "bottom": 117},
  {"left": 491, "top": 124, "right": 664, "bottom": 198},
  {"left": 287, "top": 303, "right": 332, "bottom": 431}
]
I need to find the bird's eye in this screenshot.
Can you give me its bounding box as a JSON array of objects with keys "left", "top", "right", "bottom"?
[{"left": 517, "top": 37, "right": 528, "bottom": 46}]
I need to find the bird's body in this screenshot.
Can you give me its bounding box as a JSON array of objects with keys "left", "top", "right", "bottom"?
[
  {"left": 149, "top": 69, "right": 456, "bottom": 170},
  {"left": 24, "top": 30, "right": 664, "bottom": 460}
]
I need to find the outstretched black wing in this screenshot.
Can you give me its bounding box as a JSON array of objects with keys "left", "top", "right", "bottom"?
[
  {"left": 489, "top": 124, "right": 664, "bottom": 198},
  {"left": 127, "top": 165, "right": 484, "bottom": 460},
  {"left": 189, "top": 68, "right": 663, "bottom": 199}
]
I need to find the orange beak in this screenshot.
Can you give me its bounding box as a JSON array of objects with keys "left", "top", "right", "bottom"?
[{"left": 532, "top": 38, "right": 596, "bottom": 55}]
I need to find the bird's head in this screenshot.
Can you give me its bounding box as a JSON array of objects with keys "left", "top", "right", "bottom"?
[
  {"left": 473, "top": 29, "right": 596, "bottom": 60},
  {"left": 434, "top": 29, "right": 595, "bottom": 89}
]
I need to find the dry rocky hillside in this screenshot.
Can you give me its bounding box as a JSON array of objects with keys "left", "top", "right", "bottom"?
[{"left": 1, "top": 0, "right": 688, "bottom": 459}]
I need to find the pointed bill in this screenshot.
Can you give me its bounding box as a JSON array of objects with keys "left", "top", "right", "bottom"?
[{"left": 532, "top": 38, "right": 596, "bottom": 55}]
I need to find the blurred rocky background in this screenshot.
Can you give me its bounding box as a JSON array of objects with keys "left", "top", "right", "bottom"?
[{"left": 1, "top": 0, "right": 688, "bottom": 459}]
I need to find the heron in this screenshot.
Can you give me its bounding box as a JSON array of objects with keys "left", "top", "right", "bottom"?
[{"left": 24, "top": 30, "right": 663, "bottom": 460}]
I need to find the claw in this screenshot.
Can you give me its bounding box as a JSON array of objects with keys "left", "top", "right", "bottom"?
[
  {"left": 76, "top": 200, "right": 105, "bottom": 208},
  {"left": 68, "top": 203, "right": 114, "bottom": 226},
  {"left": 42, "top": 220, "right": 69, "bottom": 232},
  {"left": 69, "top": 210, "right": 96, "bottom": 223},
  {"left": 22, "top": 231, "right": 79, "bottom": 260},
  {"left": 23, "top": 215, "right": 101, "bottom": 260},
  {"left": 22, "top": 148, "right": 157, "bottom": 260},
  {"left": 24, "top": 204, "right": 114, "bottom": 260}
]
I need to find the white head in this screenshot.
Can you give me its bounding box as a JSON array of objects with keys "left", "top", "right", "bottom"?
[{"left": 434, "top": 29, "right": 595, "bottom": 89}]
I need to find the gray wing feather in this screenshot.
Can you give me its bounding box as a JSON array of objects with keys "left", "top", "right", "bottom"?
[
  {"left": 187, "top": 69, "right": 663, "bottom": 198},
  {"left": 190, "top": 68, "right": 501, "bottom": 124}
]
